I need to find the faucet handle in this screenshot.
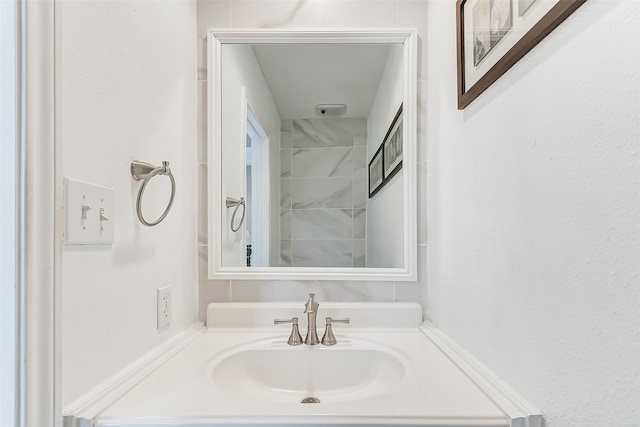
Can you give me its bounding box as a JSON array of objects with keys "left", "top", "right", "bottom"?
[
  {"left": 321, "top": 317, "right": 350, "bottom": 346},
  {"left": 274, "top": 317, "right": 303, "bottom": 346},
  {"left": 304, "top": 293, "right": 317, "bottom": 313}
]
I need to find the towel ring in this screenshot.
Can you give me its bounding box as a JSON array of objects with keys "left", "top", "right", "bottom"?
[
  {"left": 130, "top": 160, "right": 176, "bottom": 227},
  {"left": 225, "top": 197, "right": 246, "bottom": 232}
]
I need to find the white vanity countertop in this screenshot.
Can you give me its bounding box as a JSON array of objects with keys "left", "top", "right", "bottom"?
[{"left": 95, "top": 303, "right": 510, "bottom": 427}]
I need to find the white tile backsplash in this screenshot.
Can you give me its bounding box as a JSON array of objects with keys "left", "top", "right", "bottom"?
[
  {"left": 228, "top": 280, "right": 395, "bottom": 302},
  {"left": 417, "top": 80, "right": 427, "bottom": 164},
  {"left": 280, "top": 178, "right": 292, "bottom": 210},
  {"left": 292, "top": 119, "right": 354, "bottom": 148},
  {"left": 291, "top": 209, "right": 353, "bottom": 240},
  {"left": 352, "top": 173, "right": 368, "bottom": 209},
  {"left": 394, "top": 245, "right": 426, "bottom": 315},
  {"left": 353, "top": 147, "right": 367, "bottom": 173},
  {"left": 292, "top": 177, "right": 353, "bottom": 209},
  {"left": 292, "top": 147, "right": 353, "bottom": 178},
  {"left": 280, "top": 240, "right": 292, "bottom": 266},
  {"left": 353, "top": 239, "right": 366, "bottom": 267},
  {"left": 292, "top": 240, "right": 353, "bottom": 267},
  {"left": 229, "top": 0, "right": 396, "bottom": 29},
  {"left": 198, "top": 164, "right": 208, "bottom": 245},
  {"left": 353, "top": 208, "right": 366, "bottom": 239},
  {"left": 280, "top": 149, "right": 292, "bottom": 177},
  {"left": 197, "top": 81, "right": 207, "bottom": 162},
  {"left": 417, "top": 162, "right": 427, "bottom": 245},
  {"left": 284, "top": 118, "right": 367, "bottom": 267},
  {"left": 198, "top": 245, "right": 231, "bottom": 320},
  {"left": 280, "top": 209, "right": 291, "bottom": 240},
  {"left": 280, "top": 128, "right": 292, "bottom": 149}
]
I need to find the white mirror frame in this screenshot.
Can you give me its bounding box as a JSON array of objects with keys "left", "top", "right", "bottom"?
[{"left": 208, "top": 28, "right": 417, "bottom": 281}]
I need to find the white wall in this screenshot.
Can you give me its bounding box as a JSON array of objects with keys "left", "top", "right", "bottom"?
[
  {"left": 0, "top": 1, "right": 17, "bottom": 423},
  {"left": 367, "top": 44, "right": 404, "bottom": 268},
  {"left": 426, "top": 1, "right": 640, "bottom": 426},
  {"left": 57, "top": 0, "right": 198, "bottom": 408},
  {"left": 220, "top": 44, "right": 281, "bottom": 267},
  {"left": 197, "top": 0, "right": 428, "bottom": 315}
]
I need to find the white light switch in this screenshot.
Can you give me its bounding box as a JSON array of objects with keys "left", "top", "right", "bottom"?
[{"left": 64, "top": 177, "right": 114, "bottom": 245}]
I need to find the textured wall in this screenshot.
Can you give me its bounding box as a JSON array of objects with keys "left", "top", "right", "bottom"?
[
  {"left": 58, "top": 0, "right": 198, "bottom": 407},
  {"left": 280, "top": 118, "right": 368, "bottom": 268},
  {"left": 425, "top": 0, "right": 640, "bottom": 425},
  {"left": 197, "top": 0, "right": 428, "bottom": 315}
]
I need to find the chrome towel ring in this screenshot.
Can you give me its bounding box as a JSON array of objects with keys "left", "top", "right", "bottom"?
[
  {"left": 130, "top": 160, "right": 176, "bottom": 227},
  {"left": 225, "top": 197, "right": 246, "bottom": 232}
]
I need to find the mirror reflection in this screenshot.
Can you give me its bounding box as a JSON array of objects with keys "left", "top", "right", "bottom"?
[{"left": 220, "top": 43, "right": 405, "bottom": 269}]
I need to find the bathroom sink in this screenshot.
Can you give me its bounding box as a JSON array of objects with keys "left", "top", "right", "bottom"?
[
  {"left": 93, "top": 304, "right": 521, "bottom": 427},
  {"left": 210, "top": 342, "right": 406, "bottom": 402}
]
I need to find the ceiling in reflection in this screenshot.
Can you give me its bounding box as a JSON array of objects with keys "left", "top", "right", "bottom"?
[{"left": 252, "top": 44, "right": 392, "bottom": 119}]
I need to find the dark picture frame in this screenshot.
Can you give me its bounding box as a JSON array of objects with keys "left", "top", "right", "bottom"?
[
  {"left": 369, "top": 104, "right": 403, "bottom": 199},
  {"left": 456, "top": 0, "right": 586, "bottom": 109},
  {"left": 368, "top": 144, "right": 384, "bottom": 198},
  {"left": 383, "top": 105, "right": 403, "bottom": 181}
]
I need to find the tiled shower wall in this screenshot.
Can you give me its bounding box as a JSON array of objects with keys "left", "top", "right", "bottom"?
[
  {"left": 280, "top": 118, "right": 368, "bottom": 267},
  {"left": 197, "top": 0, "right": 428, "bottom": 318}
]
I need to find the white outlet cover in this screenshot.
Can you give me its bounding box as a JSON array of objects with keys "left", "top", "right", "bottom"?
[
  {"left": 64, "top": 177, "right": 114, "bottom": 245},
  {"left": 157, "top": 286, "right": 171, "bottom": 330}
]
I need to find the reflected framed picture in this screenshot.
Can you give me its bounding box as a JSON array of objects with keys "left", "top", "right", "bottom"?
[
  {"left": 368, "top": 144, "right": 384, "bottom": 198},
  {"left": 456, "top": 0, "right": 586, "bottom": 109},
  {"left": 383, "top": 105, "right": 403, "bottom": 181}
]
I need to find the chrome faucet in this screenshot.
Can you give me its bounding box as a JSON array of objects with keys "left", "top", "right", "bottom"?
[
  {"left": 276, "top": 294, "right": 350, "bottom": 346},
  {"left": 303, "top": 293, "right": 320, "bottom": 345}
]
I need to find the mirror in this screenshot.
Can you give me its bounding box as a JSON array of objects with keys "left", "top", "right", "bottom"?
[{"left": 208, "top": 30, "right": 417, "bottom": 281}]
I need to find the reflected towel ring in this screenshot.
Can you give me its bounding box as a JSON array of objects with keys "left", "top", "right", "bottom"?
[
  {"left": 130, "top": 160, "right": 176, "bottom": 227},
  {"left": 225, "top": 197, "right": 246, "bottom": 232}
]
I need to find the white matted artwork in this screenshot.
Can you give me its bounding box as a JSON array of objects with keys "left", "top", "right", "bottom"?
[{"left": 471, "top": 0, "right": 513, "bottom": 66}]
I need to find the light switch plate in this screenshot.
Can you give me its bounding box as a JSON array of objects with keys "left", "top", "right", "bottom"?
[{"left": 64, "top": 177, "right": 115, "bottom": 245}]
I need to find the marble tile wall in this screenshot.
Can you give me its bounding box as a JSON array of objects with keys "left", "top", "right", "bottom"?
[
  {"left": 197, "top": 0, "right": 428, "bottom": 319},
  {"left": 280, "top": 118, "right": 367, "bottom": 267}
]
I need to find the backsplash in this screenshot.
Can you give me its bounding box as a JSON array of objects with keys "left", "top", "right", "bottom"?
[{"left": 280, "top": 118, "right": 368, "bottom": 267}]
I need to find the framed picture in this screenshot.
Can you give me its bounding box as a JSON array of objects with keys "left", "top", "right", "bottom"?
[
  {"left": 456, "top": 0, "right": 586, "bottom": 109},
  {"left": 383, "top": 105, "right": 403, "bottom": 180},
  {"left": 368, "top": 144, "right": 384, "bottom": 198}
]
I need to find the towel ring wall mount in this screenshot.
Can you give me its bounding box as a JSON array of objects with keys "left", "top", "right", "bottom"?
[
  {"left": 130, "top": 160, "right": 176, "bottom": 227},
  {"left": 225, "top": 197, "right": 246, "bottom": 232}
]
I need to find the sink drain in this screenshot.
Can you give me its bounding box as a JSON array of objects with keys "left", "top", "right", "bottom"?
[{"left": 301, "top": 397, "right": 321, "bottom": 404}]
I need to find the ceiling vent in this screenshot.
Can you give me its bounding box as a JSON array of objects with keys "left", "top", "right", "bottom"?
[{"left": 315, "top": 104, "right": 347, "bottom": 117}]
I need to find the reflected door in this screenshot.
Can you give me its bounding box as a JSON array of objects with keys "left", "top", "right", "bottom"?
[{"left": 245, "top": 105, "right": 270, "bottom": 267}]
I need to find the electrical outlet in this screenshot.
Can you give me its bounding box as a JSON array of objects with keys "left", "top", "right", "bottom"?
[{"left": 157, "top": 286, "right": 171, "bottom": 330}]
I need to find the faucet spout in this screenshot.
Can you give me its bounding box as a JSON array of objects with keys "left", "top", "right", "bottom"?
[{"left": 303, "top": 293, "right": 320, "bottom": 345}]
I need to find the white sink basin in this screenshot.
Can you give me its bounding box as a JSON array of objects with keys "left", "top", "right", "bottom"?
[
  {"left": 93, "top": 304, "right": 521, "bottom": 427},
  {"left": 210, "top": 340, "right": 406, "bottom": 403}
]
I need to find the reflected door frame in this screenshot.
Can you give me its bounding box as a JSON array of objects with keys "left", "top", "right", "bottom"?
[{"left": 243, "top": 97, "right": 270, "bottom": 267}]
